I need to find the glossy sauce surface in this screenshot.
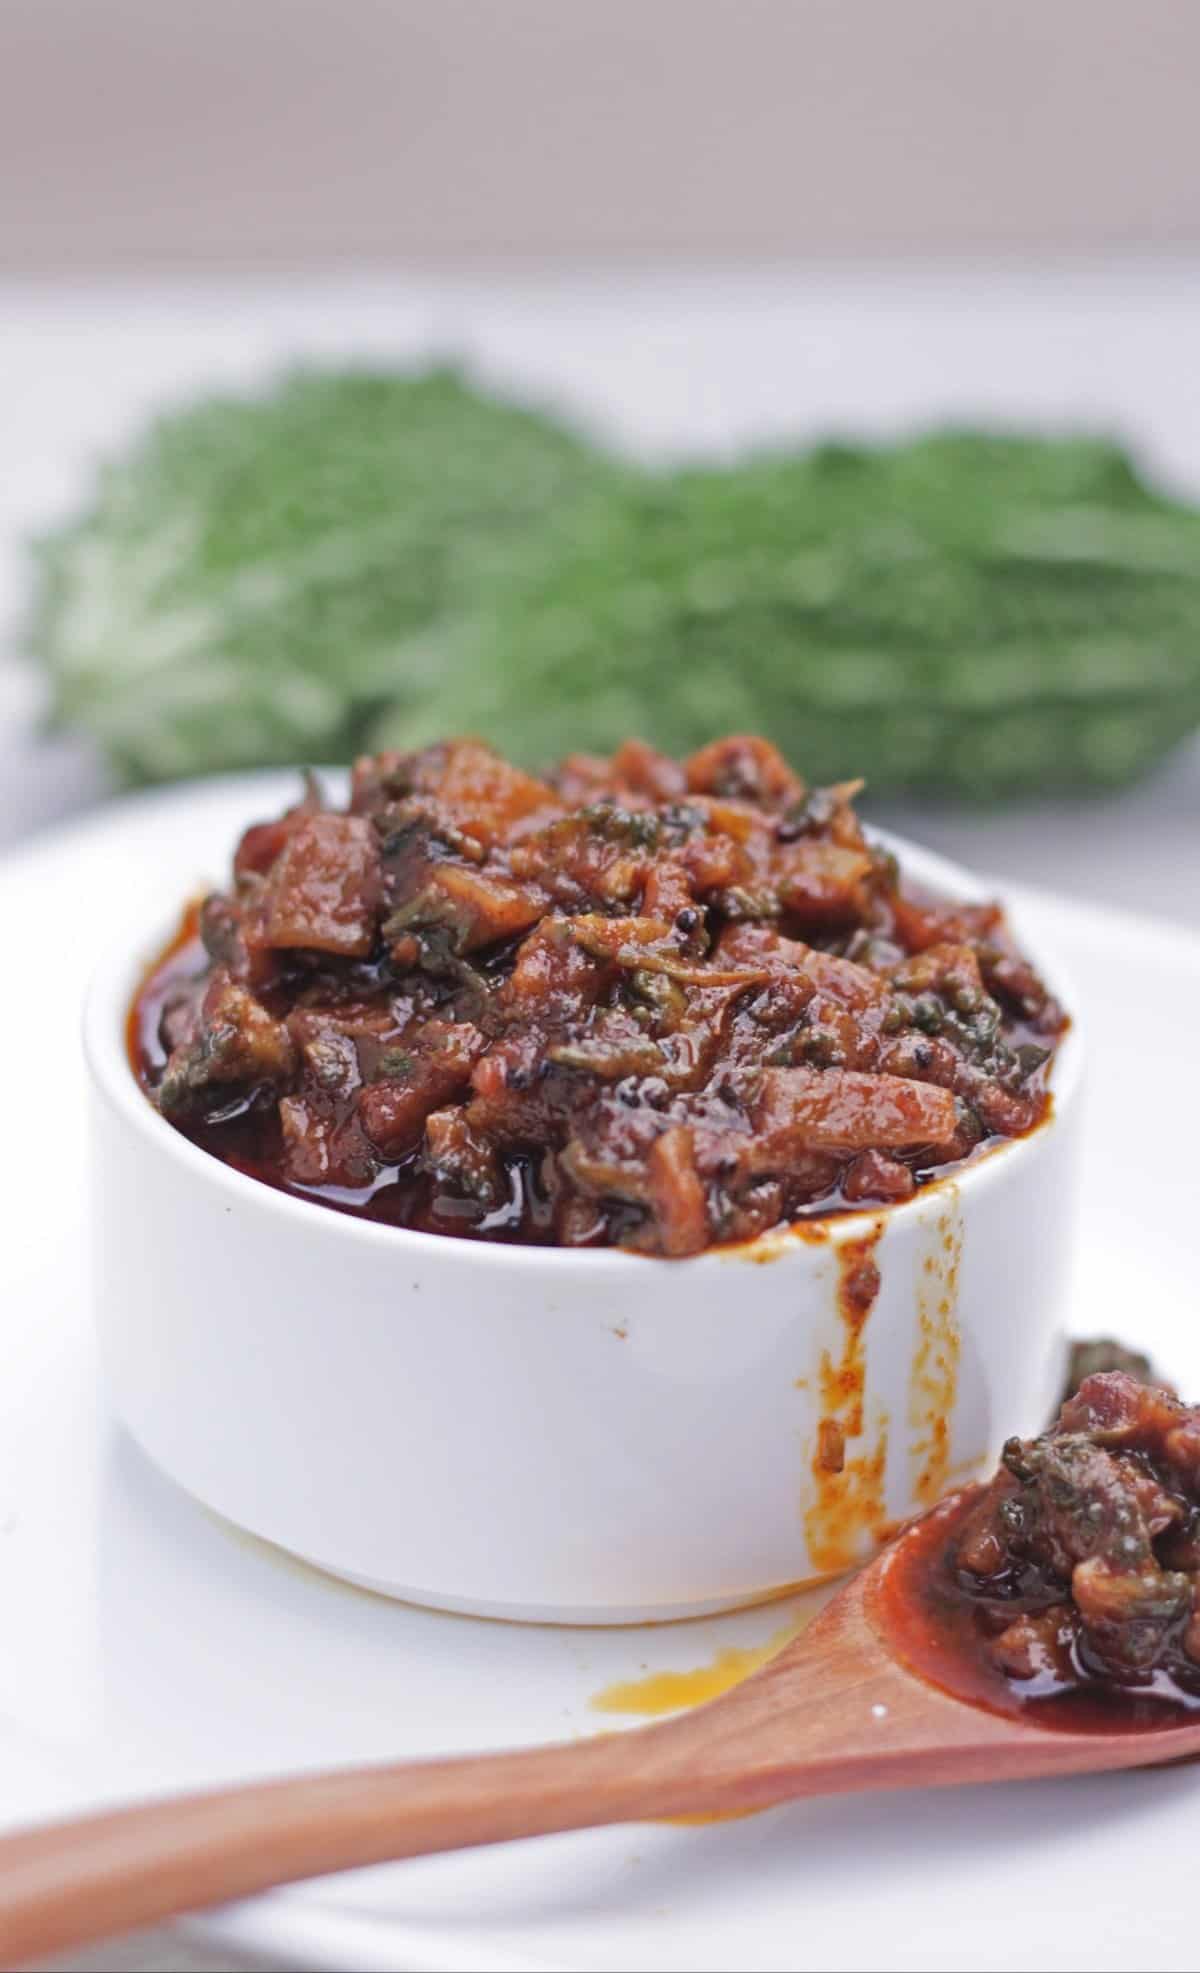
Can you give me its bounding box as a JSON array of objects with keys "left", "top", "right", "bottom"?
[
  {"left": 880, "top": 1491, "right": 1200, "bottom": 1732},
  {"left": 129, "top": 914, "right": 558, "bottom": 1243},
  {"left": 130, "top": 912, "right": 1061, "bottom": 1250},
  {"left": 129, "top": 736, "right": 1067, "bottom": 1255}
]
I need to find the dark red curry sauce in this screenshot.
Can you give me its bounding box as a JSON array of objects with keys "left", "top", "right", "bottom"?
[
  {"left": 129, "top": 735, "right": 1066, "bottom": 1257},
  {"left": 881, "top": 1374, "right": 1200, "bottom": 1727}
]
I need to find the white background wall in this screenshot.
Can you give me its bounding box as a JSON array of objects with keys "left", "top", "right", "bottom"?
[{"left": 4, "top": 0, "right": 1200, "bottom": 267}]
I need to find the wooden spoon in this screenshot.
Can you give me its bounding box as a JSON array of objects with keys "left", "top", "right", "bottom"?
[{"left": 4, "top": 1495, "right": 1198, "bottom": 1969}]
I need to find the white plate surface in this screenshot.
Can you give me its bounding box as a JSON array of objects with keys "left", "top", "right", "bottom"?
[{"left": 2, "top": 774, "right": 1197, "bottom": 1973}]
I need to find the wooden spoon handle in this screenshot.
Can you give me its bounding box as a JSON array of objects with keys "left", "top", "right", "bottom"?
[
  {"left": 0, "top": 1588, "right": 970, "bottom": 1968},
  {"left": 12, "top": 1556, "right": 1185, "bottom": 1967},
  {"left": 0, "top": 1720, "right": 747, "bottom": 1968}
]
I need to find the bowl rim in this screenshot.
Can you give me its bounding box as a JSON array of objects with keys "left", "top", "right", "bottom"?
[{"left": 83, "top": 823, "right": 1084, "bottom": 1275}]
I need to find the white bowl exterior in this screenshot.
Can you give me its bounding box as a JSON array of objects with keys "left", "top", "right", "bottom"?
[{"left": 86, "top": 837, "right": 1082, "bottom": 1624}]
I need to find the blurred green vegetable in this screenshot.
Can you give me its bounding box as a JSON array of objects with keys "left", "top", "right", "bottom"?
[
  {"left": 30, "top": 368, "right": 1200, "bottom": 797},
  {"left": 391, "top": 434, "right": 1200, "bottom": 798},
  {"left": 30, "top": 366, "right": 622, "bottom": 782}
]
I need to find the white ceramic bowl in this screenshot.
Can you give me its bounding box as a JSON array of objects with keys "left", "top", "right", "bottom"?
[{"left": 84, "top": 832, "right": 1082, "bottom": 1625}]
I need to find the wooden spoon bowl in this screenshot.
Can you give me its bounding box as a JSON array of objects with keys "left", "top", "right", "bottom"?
[{"left": 4, "top": 1491, "right": 1197, "bottom": 1968}]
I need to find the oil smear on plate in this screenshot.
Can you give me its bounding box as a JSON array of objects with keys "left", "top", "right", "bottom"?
[
  {"left": 590, "top": 1618, "right": 808, "bottom": 1719},
  {"left": 589, "top": 1605, "right": 824, "bottom": 1824}
]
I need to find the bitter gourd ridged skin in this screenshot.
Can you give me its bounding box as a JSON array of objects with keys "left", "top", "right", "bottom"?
[
  {"left": 29, "top": 368, "right": 1200, "bottom": 798},
  {"left": 30, "top": 367, "right": 624, "bottom": 784},
  {"left": 389, "top": 435, "right": 1200, "bottom": 799}
]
